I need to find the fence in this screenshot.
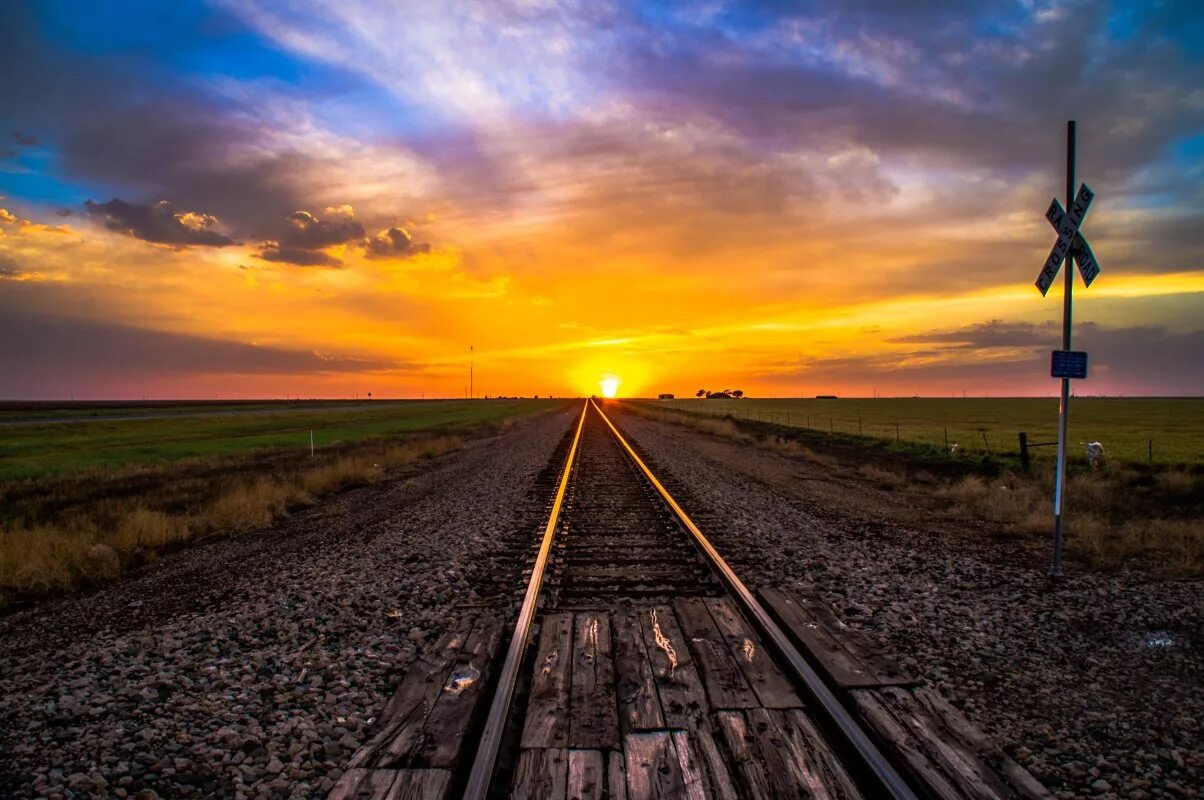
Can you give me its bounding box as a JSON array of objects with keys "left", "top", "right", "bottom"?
[{"left": 648, "top": 399, "right": 1193, "bottom": 467}]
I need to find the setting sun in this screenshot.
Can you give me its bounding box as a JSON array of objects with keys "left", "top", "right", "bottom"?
[{"left": 600, "top": 376, "right": 621, "bottom": 398}]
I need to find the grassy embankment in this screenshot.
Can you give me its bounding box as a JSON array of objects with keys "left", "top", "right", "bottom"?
[
  {"left": 628, "top": 400, "right": 1204, "bottom": 575},
  {"left": 0, "top": 400, "right": 560, "bottom": 602},
  {"left": 657, "top": 397, "right": 1204, "bottom": 466}
]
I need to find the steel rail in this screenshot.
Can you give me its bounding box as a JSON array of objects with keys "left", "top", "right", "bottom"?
[
  {"left": 462, "top": 401, "right": 588, "bottom": 800},
  {"left": 591, "top": 399, "right": 919, "bottom": 800}
]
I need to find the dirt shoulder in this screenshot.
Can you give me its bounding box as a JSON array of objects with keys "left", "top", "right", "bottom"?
[{"left": 610, "top": 404, "right": 1202, "bottom": 800}]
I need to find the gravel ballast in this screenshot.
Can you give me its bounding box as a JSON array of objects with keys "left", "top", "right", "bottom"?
[
  {"left": 0, "top": 406, "right": 576, "bottom": 799},
  {"left": 611, "top": 407, "right": 1201, "bottom": 800}
]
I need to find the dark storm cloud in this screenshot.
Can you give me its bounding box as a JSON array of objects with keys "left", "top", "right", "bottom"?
[
  {"left": 625, "top": 0, "right": 1204, "bottom": 188},
  {"left": 253, "top": 208, "right": 366, "bottom": 267},
  {"left": 0, "top": 252, "right": 39, "bottom": 281},
  {"left": 256, "top": 243, "right": 343, "bottom": 268},
  {"left": 279, "top": 210, "right": 364, "bottom": 249},
  {"left": 0, "top": 5, "right": 361, "bottom": 241},
  {"left": 0, "top": 310, "right": 399, "bottom": 397},
  {"left": 60, "top": 102, "right": 320, "bottom": 239},
  {"left": 84, "top": 198, "right": 236, "bottom": 247},
  {"left": 889, "top": 320, "right": 1057, "bottom": 349},
  {"left": 362, "top": 227, "right": 430, "bottom": 259},
  {"left": 767, "top": 321, "right": 1204, "bottom": 395}
]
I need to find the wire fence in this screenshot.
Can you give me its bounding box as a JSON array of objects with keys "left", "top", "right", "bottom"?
[{"left": 650, "top": 399, "right": 1200, "bottom": 467}]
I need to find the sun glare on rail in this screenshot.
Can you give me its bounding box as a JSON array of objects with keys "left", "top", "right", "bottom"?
[{"left": 600, "top": 376, "right": 621, "bottom": 398}]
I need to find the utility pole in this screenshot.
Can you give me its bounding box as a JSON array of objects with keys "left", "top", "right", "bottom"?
[{"left": 470, "top": 345, "right": 474, "bottom": 399}]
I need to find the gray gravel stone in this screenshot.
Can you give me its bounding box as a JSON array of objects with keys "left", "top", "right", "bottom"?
[
  {"left": 0, "top": 407, "right": 574, "bottom": 799},
  {"left": 613, "top": 408, "right": 1203, "bottom": 800}
]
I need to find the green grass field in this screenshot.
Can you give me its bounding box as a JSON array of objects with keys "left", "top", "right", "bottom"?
[
  {"left": 649, "top": 397, "right": 1204, "bottom": 466},
  {"left": 0, "top": 400, "right": 561, "bottom": 481}
]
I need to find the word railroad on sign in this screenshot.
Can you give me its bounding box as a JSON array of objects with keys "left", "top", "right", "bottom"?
[{"left": 1036, "top": 182, "right": 1101, "bottom": 295}]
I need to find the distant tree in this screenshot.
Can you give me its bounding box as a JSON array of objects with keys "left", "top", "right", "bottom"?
[
  {"left": 696, "top": 389, "right": 706, "bottom": 398},
  {"left": 732, "top": 389, "right": 744, "bottom": 398}
]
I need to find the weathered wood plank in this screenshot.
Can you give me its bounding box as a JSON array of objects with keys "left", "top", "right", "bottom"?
[
  {"left": 759, "top": 588, "right": 913, "bottom": 688},
  {"left": 800, "top": 594, "right": 914, "bottom": 686},
  {"left": 328, "top": 768, "right": 399, "bottom": 800},
  {"left": 613, "top": 605, "right": 665, "bottom": 733},
  {"left": 681, "top": 720, "right": 739, "bottom": 800},
  {"left": 670, "top": 730, "right": 712, "bottom": 800},
  {"left": 350, "top": 618, "right": 477, "bottom": 768},
  {"left": 624, "top": 732, "right": 684, "bottom": 800},
  {"left": 569, "top": 612, "right": 621, "bottom": 749},
  {"left": 387, "top": 769, "right": 454, "bottom": 800},
  {"left": 673, "top": 599, "right": 759, "bottom": 710},
  {"left": 608, "top": 751, "right": 629, "bottom": 800},
  {"left": 851, "top": 686, "right": 1052, "bottom": 800},
  {"left": 638, "top": 606, "right": 708, "bottom": 727},
  {"left": 416, "top": 620, "right": 503, "bottom": 767},
  {"left": 512, "top": 748, "right": 569, "bottom": 799},
  {"left": 522, "top": 614, "right": 576, "bottom": 749},
  {"left": 758, "top": 588, "right": 879, "bottom": 688},
  {"left": 714, "top": 711, "right": 773, "bottom": 798},
  {"left": 704, "top": 599, "right": 801, "bottom": 709},
  {"left": 567, "top": 750, "right": 605, "bottom": 800},
  {"left": 745, "top": 708, "right": 861, "bottom": 799}
]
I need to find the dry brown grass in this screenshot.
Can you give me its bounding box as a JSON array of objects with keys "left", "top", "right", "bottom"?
[
  {"left": 631, "top": 405, "right": 849, "bottom": 469},
  {"left": 626, "top": 405, "right": 751, "bottom": 442},
  {"left": 857, "top": 464, "right": 906, "bottom": 489},
  {"left": 935, "top": 468, "right": 1204, "bottom": 574},
  {"left": 0, "top": 435, "right": 462, "bottom": 603},
  {"left": 628, "top": 402, "right": 1204, "bottom": 575}
]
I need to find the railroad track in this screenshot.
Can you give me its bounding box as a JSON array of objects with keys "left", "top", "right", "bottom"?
[{"left": 335, "top": 400, "right": 1051, "bottom": 800}]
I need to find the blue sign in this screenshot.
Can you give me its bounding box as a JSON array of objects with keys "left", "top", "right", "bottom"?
[{"left": 1051, "top": 350, "right": 1088, "bottom": 379}]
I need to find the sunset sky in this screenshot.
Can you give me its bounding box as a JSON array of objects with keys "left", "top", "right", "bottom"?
[{"left": 1, "top": 1, "right": 1201, "bottom": 399}]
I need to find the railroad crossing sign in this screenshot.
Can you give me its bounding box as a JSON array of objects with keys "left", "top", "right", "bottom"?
[
  {"left": 1035, "top": 182, "right": 1100, "bottom": 295},
  {"left": 1040, "top": 120, "right": 1104, "bottom": 581}
]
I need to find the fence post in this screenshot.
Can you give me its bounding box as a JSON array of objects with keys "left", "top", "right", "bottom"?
[
  {"left": 829, "top": 417, "right": 834, "bottom": 433},
  {"left": 944, "top": 428, "right": 949, "bottom": 451},
  {"left": 1148, "top": 439, "right": 1153, "bottom": 464},
  {"left": 894, "top": 423, "right": 900, "bottom": 444},
  {"left": 1019, "top": 432, "right": 1030, "bottom": 472},
  {"left": 981, "top": 431, "right": 992, "bottom": 455},
  {"left": 858, "top": 416, "right": 862, "bottom": 435}
]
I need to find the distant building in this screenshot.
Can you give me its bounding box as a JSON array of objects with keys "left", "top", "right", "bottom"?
[
  {"left": 658, "top": 393, "right": 675, "bottom": 400},
  {"left": 815, "top": 394, "right": 838, "bottom": 399}
]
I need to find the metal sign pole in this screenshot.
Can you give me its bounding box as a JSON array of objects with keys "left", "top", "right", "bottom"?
[{"left": 1050, "top": 120, "right": 1075, "bottom": 578}]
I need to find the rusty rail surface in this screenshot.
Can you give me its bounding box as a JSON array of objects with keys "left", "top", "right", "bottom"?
[{"left": 461, "top": 402, "right": 588, "bottom": 800}]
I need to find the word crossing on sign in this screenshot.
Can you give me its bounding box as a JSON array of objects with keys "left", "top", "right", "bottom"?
[
  {"left": 1035, "top": 183, "right": 1100, "bottom": 295},
  {"left": 1050, "top": 349, "right": 1088, "bottom": 379}
]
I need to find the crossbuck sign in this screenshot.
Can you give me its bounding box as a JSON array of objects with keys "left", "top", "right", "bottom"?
[
  {"left": 1035, "top": 183, "right": 1100, "bottom": 295},
  {"left": 1039, "top": 120, "right": 1105, "bottom": 579}
]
